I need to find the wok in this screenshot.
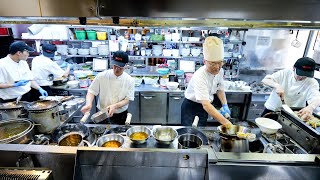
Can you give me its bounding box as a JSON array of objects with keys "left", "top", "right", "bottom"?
[
  {"left": 104, "top": 113, "right": 132, "bottom": 135},
  {"left": 177, "top": 116, "right": 209, "bottom": 145}
]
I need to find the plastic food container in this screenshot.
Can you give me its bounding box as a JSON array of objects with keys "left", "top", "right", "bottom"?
[
  {"left": 86, "top": 30, "right": 97, "bottom": 40},
  {"left": 96, "top": 32, "right": 107, "bottom": 40},
  {"left": 75, "top": 30, "right": 86, "bottom": 40}
]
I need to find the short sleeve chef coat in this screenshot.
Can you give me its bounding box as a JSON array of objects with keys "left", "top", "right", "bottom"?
[
  {"left": 0, "top": 55, "right": 33, "bottom": 100},
  {"left": 88, "top": 69, "right": 135, "bottom": 113},
  {"left": 32, "top": 55, "right": 65, "bottom": 86},
  {"left": 185, "top": 66, "right": 225, "bottom": 103},
  {"left": 264, "top": 69, "right": 320, "bottom": 111}
]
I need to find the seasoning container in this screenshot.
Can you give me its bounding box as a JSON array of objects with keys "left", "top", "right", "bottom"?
[{"left": 79, "top": 76, "right": 89, "bottom": 88}]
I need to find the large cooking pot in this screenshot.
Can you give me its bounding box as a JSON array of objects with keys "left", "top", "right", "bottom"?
[
  {"left": 96, "top": 134, "right": 125, "bottom": 148},
  {"left": 25, "top": 100, "right": 60, "bottom": 134},
  {"left": 58, "top": 131, "right": 84, "bottom": 146},
  {"left": 126, "top": 126, "right": 151, "bottom": 144},
  {"left": 218, "top": 125, "right": 250, "bottom": 152},
  {"left": 0, "top": 102, "right": 27, "bottom": 120},
  {"left": 0, "top": 119, "right": 34, "bottom": 144},
  {"left": 178, "top": 134, "right": 203, "bottom": 149}
]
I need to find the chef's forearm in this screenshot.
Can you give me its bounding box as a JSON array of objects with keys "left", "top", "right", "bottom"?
[
  {"left": 0, "top": 83, "right": 14, "bottom": 89},
  {"left": 85, "top": 92, "right": 95, "bottom": 106},
  {"left": 63, "top": 66, "right": 70, "bottom": 77},
  {"left": 201, "top": 100, "right": 231, "bottom": 125},
  {"left": 307, "top": 98, "right": 320, "bottom": 110},
  {"left": 262, "top": 77, "right": 281, "bottom": 89},
  {"left": 112, "top": 99, "right": 129, "bottom": 109},
  {"left": 216, "top": 90, "right": 227, "bottom": 105}
]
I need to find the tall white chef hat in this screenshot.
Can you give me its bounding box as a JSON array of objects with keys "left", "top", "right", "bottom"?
[{"left": 203, "top": 36, "right": 224, "bottom": 62}]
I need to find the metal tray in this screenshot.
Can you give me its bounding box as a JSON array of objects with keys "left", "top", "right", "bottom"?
[{"left": 280, "top": 107, "right": 320, "bottom": 137}]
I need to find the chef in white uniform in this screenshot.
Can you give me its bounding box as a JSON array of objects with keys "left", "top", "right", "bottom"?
[
  {"left": 181, "top": 37, "right": 232, "bottom": 126},
  {"left": 262, "top": 57, "right": 320, "bottom": 120},
  {"left": 0, "top": 41, "right": 48, "bottom": 103},
  {"left": 81, "top": 51, "right": 134, "bottom": 124},
  {"left": 31, "top": 43, "right": 70, "bottom": 100}
]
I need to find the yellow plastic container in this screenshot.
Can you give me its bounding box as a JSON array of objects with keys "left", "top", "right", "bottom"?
[{"left": 97, "top": 32, "right": 107, "bottom": 40}]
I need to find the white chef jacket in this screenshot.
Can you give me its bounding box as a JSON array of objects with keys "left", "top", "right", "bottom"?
[
  {"left": 88, "top": 69, "right": 135, "bottom": 113},
  {"left": 185, "top": 66, "right": 224, "bottom": 103},
  {"left": 32, "top": 55, "right": 65, "bottom": 86},
  {"left": 0, "top": 55, "right": 33, "bottom": 100},
  {"left": 265, "top": 69, "right": 320, "bottom": 111}
]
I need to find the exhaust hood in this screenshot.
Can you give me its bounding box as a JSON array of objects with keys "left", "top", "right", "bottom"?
[{"left": 1, "top": 0, "right": 320, "bottom": 28}]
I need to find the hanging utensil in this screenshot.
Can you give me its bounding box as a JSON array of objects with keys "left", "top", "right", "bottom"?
[{"left": 291, "top": 30, "right": 302, "bottom": 48}]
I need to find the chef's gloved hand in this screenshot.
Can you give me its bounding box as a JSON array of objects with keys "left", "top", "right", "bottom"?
[
  {"left": 60, "top": 62, "right": 68, "bottom": 68},
  {"left": 13, "top": 80, "right": 29, "bottom": 87},
  {"left": 218, "top": 107, "right": 230, "bottom": 119},
  {"left": 222, "top": 104, "right": 231, "bottom": 115},
  {"left": 38, "top": 87, "right": 48, "bottom": 97},
  {"left": 67, "top": 63, "right": 74, "bottom": 70}
]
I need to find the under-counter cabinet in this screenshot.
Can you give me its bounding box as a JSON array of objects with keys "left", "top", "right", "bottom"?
[
  {"left": 168, "top": 92, "right": 184, "bottom": 125},
  {"left": 128, "top": 92, "right": 140, "bottom": 123},
  {"left": 140, "top": 93, "right": 167, "bottom": 124}
]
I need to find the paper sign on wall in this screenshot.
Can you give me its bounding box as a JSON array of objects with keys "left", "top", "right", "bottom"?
[{"left": 257, "top": 36, "right": 271, "bottom": 46}]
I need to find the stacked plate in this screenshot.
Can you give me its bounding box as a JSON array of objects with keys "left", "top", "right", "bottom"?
[
  {"left": 78, "top": 49, "right": 90, "bottom": 55},
  {"left": 97, "top": 44, "right": 109, "bottom": 55},
  {"left": 89, "top": 47, "right": 98, "bottom": 55},
  {"left": 68, "top": 48, "right": 78, "bottom": 55},
  {"left": 56, "top": 45, "right": 68, "bottom": 55},
  {"left": 152, "top": 45, "right": 163, "bottom": 56}
]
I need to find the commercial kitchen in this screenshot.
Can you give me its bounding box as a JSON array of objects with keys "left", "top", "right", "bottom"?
[{"left": 0, "top": 0, "right": 320, "bottom": 180}]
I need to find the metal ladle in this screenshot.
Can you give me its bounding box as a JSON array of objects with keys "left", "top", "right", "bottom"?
[{"left": 291, "top": 30, "right": 302, "bottom": 48}]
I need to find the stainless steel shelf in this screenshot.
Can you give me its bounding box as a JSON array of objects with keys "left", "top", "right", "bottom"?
[{"left": 64, "top": 55, "right": 110, "bottom": 58}]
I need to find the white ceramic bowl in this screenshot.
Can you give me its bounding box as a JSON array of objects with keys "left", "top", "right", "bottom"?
[
  {"left": 181, "top": 48, "right": 190, "bottom": 57},
  {"left": 191, "top": 48, "right": 201, "bottom": 57},
  {"left": 163, "top": 49, "right": 172, "bottom": 56},
  {"left": 67, "top": 80, "right": 79, "bottom": 89},
  {"left": 166, "top": 82, "right": 179, "bottom": 90},
  {"left": 255, "top": 118, "right": 282, "bottom": 134},
  {"left": 171, "top": 49, "right": 179, "bottom": 57}
]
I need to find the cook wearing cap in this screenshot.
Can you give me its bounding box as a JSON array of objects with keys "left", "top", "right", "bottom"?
[
  {"left": 262, "top": 57, "right": 320, "bottom": 120},
  {"left": 181, "top": 37, "right": 232, "bottom": 126},
  {"left": 0, "top": 41, "right": 48, "bottom": 103},
  {"left": 30, "top": 43, "right": 70, "bottom": 101},
  {"left": 81, "top": 51, "right": 134, "bottom": 125}
]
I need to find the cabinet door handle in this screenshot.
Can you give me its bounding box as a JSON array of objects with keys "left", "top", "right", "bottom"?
[
  {"left": 173, "top": 97, "right": 181, "bottom": 100},
  {"left": 143, "top": 96, "right": 153, "bottom": 99}
]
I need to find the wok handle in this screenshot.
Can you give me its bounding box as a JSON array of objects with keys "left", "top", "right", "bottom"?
[
  {"left": 125, "top": 113, "right": 132, "bottom": 125},
  {"left": 80, "top": 112, "right": 90, "bottom": 124},
  {"left": 192, "top": 116, "right": 199, "bottom": 127}
]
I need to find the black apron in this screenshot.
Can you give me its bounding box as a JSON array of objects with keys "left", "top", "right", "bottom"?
[{"left": 181, "top": 98, "right": 208, "bottom": 126}]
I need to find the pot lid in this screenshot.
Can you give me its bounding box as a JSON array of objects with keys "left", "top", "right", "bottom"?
[
  {"left": 25, "top": 100, "right": 59, "bottom": 111},
  {"left": 0, "top": 102, "right": 24, "bottom": 110}
]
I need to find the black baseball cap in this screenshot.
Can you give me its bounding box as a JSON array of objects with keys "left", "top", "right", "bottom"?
[
  {"left": 111, "top": 51, "right": 129, "bottom": 67},
  {"left": 294, "top": 57, "right": 316, "bottom": 77},
  {"left": 9, "top": 41, "right": 35, "bottom": 54},
  {"left": 41, "top": 44, "right": 57, "bottom": 58}
]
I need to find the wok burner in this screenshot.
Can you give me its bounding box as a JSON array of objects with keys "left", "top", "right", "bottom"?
[{"left": 262, "top": 130, "right": 307, "bottom": 154}]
